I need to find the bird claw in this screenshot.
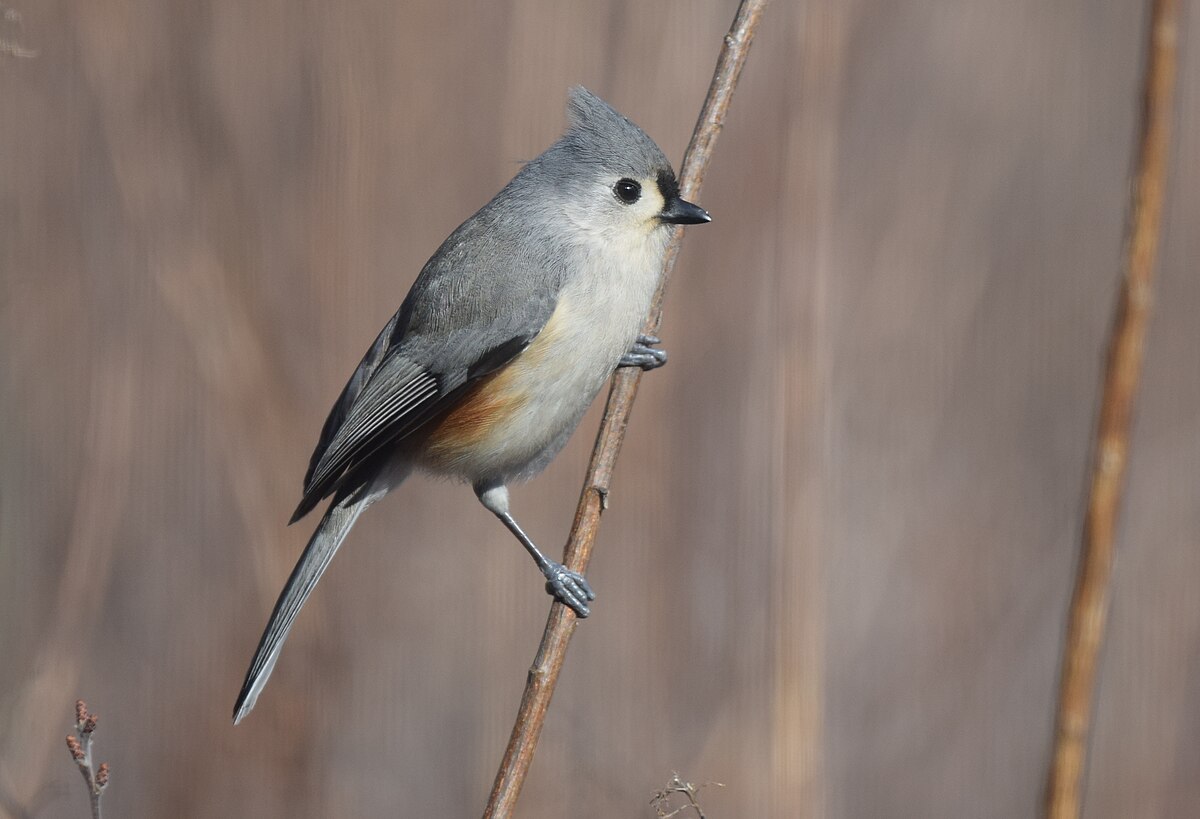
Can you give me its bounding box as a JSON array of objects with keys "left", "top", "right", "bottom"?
[
  {"left": 543, "top": 561, "right": 595, "bottom": 617},
  {"left": 619, "top": 334, "right": 668, "bottom": 370}
]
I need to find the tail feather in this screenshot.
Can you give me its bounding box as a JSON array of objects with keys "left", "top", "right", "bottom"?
[{"left": 233, "top": 493, "right": 367, "bottom": 724}]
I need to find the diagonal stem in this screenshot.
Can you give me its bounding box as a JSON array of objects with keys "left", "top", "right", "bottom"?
[
  {"left": 1044, "top": 1, "right": 1181, "bottom": 816},
  {"left": 481, "top": 2, "right": 771, "bottom": 816}
]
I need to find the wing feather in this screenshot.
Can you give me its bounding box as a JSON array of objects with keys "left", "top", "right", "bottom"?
[{"left": 289, "top": 327, "right": 544, "bottom": 522}]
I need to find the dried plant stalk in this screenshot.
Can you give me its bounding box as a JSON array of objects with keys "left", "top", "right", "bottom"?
[{"left": 1044, "top": 1, "right": 1180, "bottom": 816}]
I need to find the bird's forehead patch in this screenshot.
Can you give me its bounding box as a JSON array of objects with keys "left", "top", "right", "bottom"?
[{"left": 656, "top": 170, "right": 680, "bottom": 203}]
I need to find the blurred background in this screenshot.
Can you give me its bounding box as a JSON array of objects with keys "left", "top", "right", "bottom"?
[{"left": 2, "top": 1, "right": 1198, "bottom": 817}]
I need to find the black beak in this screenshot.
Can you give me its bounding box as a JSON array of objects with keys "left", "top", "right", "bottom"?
[{"left": 659, "top": 197, "right": 712, "bottom": 225}]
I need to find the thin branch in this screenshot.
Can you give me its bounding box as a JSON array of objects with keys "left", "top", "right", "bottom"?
[
  {"left": 1044, "top": 1, "right": 1180, "bottom": 817},
  {"left": 65, "top": 701, "right": 109, "bottom": 819},
  {"left": 650, "top": 772, "right": 725, "bottom": 819},
  {"left": 481, "top": 2, "right": 770, "bottom": 816}
]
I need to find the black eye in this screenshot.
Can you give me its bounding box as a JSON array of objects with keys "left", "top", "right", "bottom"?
[{"left": 613, "top": 178, "right": 642, "bottom": 204}]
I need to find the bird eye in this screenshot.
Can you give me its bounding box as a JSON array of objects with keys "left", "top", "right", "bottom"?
[{"left": 613, "top": 178, "right": 642, "bottom": 205}]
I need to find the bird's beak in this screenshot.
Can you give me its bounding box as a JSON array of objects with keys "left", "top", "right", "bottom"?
[{"left": 659, "top": 196, "right": 712, "bottom": 225}]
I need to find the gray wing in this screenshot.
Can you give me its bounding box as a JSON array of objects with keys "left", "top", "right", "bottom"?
[
  {"left": 291, "top": 206, "right": 563, "bottom": 522},
  {"left": 290, "top": 327, "right": 542, "bottom": 521}
]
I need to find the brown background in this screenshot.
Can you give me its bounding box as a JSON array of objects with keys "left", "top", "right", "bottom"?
[{"left": 2, "top": 1, "right": 1198, "bottom": 817}]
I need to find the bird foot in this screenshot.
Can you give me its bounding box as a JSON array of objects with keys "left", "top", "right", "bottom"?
[
  {"left": 542, "top": 561, "right": 595, "bottom": 617},
  {"left": 619, "top": 334, "right": 668, "bottom": 370}
]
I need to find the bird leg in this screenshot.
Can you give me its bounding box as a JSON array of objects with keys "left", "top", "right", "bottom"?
[
  {"left": 474, "top": 483, "right": 595, "bottom": 617},
  {"left": 618, "top": 333, "right": 668, "bottom": 370}
]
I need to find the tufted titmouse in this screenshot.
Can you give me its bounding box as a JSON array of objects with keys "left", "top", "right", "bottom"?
[{"left": 232, "top": 87, "right": 710, "bottom": 723}]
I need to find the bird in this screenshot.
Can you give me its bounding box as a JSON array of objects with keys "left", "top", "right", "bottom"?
[{"left": 232, "top": 86, "right": 711, "bottom": 724}]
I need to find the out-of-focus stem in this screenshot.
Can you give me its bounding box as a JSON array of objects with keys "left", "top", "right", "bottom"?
[{"left": 1044, "top": 1, "right": 1180, "bottom": 816}]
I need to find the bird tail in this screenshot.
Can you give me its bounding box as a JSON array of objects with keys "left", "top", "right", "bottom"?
[{"left": 232, "top": 492, "right": 368, "bottom": 724}]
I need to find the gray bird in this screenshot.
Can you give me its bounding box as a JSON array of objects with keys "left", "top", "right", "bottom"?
[{"left": 233, "top": 86, "right": 710, "bottom": 724}]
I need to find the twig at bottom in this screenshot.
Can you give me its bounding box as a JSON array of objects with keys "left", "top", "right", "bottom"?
[{"left": 65, "top": 701, "right": 109, "bottom": 819}]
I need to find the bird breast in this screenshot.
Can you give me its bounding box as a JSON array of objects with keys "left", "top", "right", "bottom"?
[{"left": 419, "top": 233, "right": 666, "bottom": 482}]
